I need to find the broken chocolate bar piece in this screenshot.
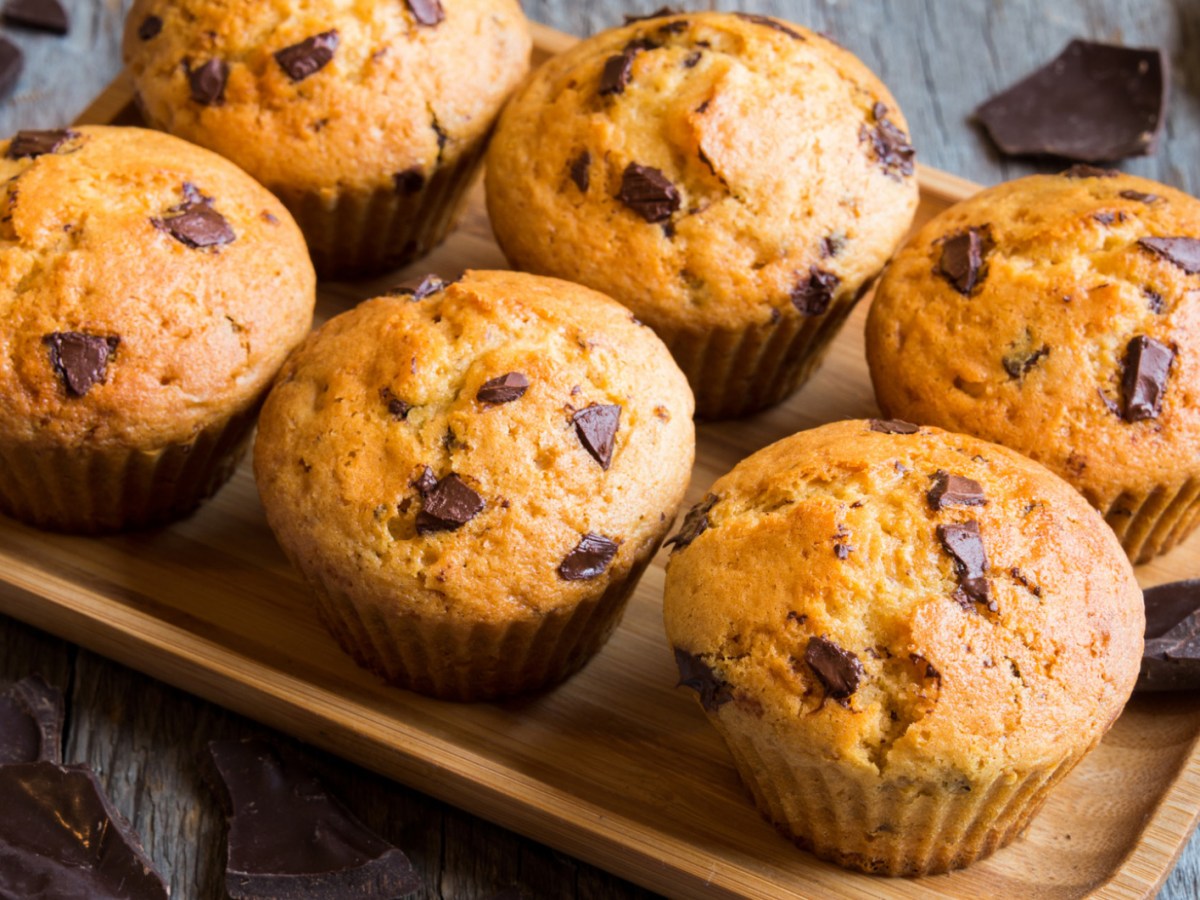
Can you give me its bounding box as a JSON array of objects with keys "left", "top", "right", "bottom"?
[
  {"left": 206, "top": 739, "right": 420, "bottom": 899},
  {"left": 805, "top": 636, "right": 864, "bottom": 702},
  {"left": 1138, "top": 580, "right": 1200, "bottom": 691},
  {"left": 3, "top": 0, "right": 69, "bottom": 35},
  {"left": 975, "top": 39, "right": 1168, "bottom": 162},
  {"left": 0, "top": 675, "right": 63, "bottom": 765}
]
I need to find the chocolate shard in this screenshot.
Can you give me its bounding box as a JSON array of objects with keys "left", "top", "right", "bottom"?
[
  {"left": 6, "top": 127, "right": 77, "bottom": 159},
  {"left": 0, "top": 37, "right": 22, "bottom": 102},
  {"left": 1139, "top": 237, "right": 1200, "bottom": 275},
  {"left": 568, "top": 150, "right": 590, "bottom": 193},
  {"left": 1002, "top": 332, "right": 1050, "bottom": 379},
  {"left": 617, "top": 162, "right": 680, "bottom": 224},
  {"left": 733, "top": 12, "right": 805, "bottom": 41},
  {"left": 379, "top": 387, "right": 410, "bottom": 420},
  {"left": 477, "top": 372, "right": 529, "bottom": 405},
  {"left": 137, "top": 14, "right": 162, "bottom": 40},
  {"left": 0, "top": 675, "right": 63, "bottom": 765},
  {"left": 1139, "top": 580, "right": 1200, "bottom": 691},
  {"left": 153, "top": 199, "right": 236, "bottom": 249},
  {"left": 665, "top": 493, "right": 719, "bottom": 553},
  {"left": 393, "top": 166, "right": 426, "bottom": 196},
  {"left": 674, "top": 648, "right": 733, "bottom": 712},
  {"left": 861, "top": 102, "right": 915, "bottom": 179},
  {"left": 405, "top": 0, "right": 444, "bottom": 27},
  {"left": 415, "top": 473, "right": 484, "bottom": 534},
  {"left": 599, "top": 50, "right": 636, "bottom": 96},
  {"left": 805, "top": 636, "right": 864, "bottom": 702},
  {"left": 975, "top": 40, "right": 1167, "bottom": 162},
  {"left": 205, "top": 740, "right": 420, "bottom": 900},
  {"left": 791, "top": 266, "right": 840, "bottom": 316},
  {"left": 389, "top": 273, "right": 445, "bottom": 300},
  {"left": 558, "top": 532, "right": 619, "bottom": 581},
  {"left": 43, "top": 331, "right": 120, "bottom": 397},
  {"left": 927, "top": 471, "right": 987, "bottom": 511},
  {"left": 573, "top": 403, "right": 621, "bottom": 470},
  {"left": 937, "top": 521, "right": 992, "bottom": 610},
  {"left": 1120, "top": 188, "right": 1161, "bottom": 204},
  {"left": 869, "top": 418, "right": 919, "bottom": 435},
  {"left": 1120, "top": 335, "right": 1173, "bottom": 422},
  {"left": 623, "top": 7, "right": 681, "bottom": 24},
  {"left": 188, "top": 57, "right": 229, "bottom": 106},
  {"left": 412, "top": 465, "right": 437, "bottom": 496},
  {"left": 274, "top": 30, "right": 339, "bottom": 82},
  {"left": 937, "top": 226, "right": 993, "bottom": 295},
  {"left": 2, "top": 0, "right": 68, "bottom": 35}
]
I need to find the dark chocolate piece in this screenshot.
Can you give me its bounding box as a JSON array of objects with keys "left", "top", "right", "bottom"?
[
  {"left": 393, "top": 167, "right": 426, "bottom": 195},
  {"left": 869, "top": 418, "right": 919, "bottom": 434},
  {"left": 0, "top": 37, "right": 22, "bottom": 101},
  {"left": 477, "top": 372, "right": 529, "bottom": 405},
  {"left": 937, "top": 226, "right": 992, "bottom": 295},
  {"left": 573, "top": 403, "right": 621, "bottom": 469},
  {"left": 975, "top": 40, "right": 1167, "bottom": 162},
  {"left": 1093, "top": 211, "right": 1119, "bottom": 226},
  {"left": 188, "top": 58, "right": 229, "bottom": 106},
  {"left": 406, "top": 0, "right": 444, "bottom": 27},
  {"left": 733, "top": 12, "right": 804, "bottom": 41},
  {"left": 1145, "top": 579, "right": 1200, "bottom": 639},
  {"left": 379, "top": 387, "right": 410, "bottom": 420},
  {"left": 390, "top": 273, "right": 446, "bottom": 300},
  {"left": 937, "top": 521, "right": 992, "bottom": 610},
  {"left": 861, "top": 102, "right": 915, "bottom": 179},
  {"left": 674, "top": 648, "right": 732, "bottom": 712},
  {"left": 0, "top": 675, "right": 63, "bottom": 765},
  {"left": 43, "top": 331, "right": 119, "bottom": 397},
  {"left": 0, "top": 761, "right": 168, "bottom": 898},
  {"left": 568, "top": 150, "right": 590, "bottom": 193},
  {"left": 153, "top": 199, "right": 235, "bottom": 249},
  {"left": 1120, "top": 335, "right": 1173, "bottom": 422},
  {"left": 558, "top": 533, "right": 619, "bottom": 581},
  {"left": 623, "top": 7, "right": 680, "bottom": 24},
  {"left": 413, "top": 466, "right": 437, "bottom": 496},
  {"left": 415, "top": 474, "right": 484, "bottom": 534},
  {"left": 274, "top": 30, "right": 339, "bottom": 82},
  {"left": 599, "top": 51, "right": 636, "bottom": 96},
  {"left": 1002, "top": 343, "right": 1050, "bottom": 379},
  {"left": 927, "top": 471, "right": 987, "bottom": 511},
  {"left": 617, "top": 162, "right": 680, "bottom": 224},
  {"left": 1139, "top": 237, "right": 1200, "bottom": 274},
  {"left": 804, "top": 636, "right": 864, "bottom": 701},
  {"left": 790, "top": 266, "right": 840, "bottom": 316},
  {"left": 6, "top": 127, "right": 76, "bottom": 159},
  {"left": 206, "top": 740, "right": 419, "bottom": 899},
  {"left": 137, "top": 14, "right": 162, "bottom": 41},
  {"left": 833, "top": 542, "right": 853, "bottom": 559},
  {"left": 2, "top": 0, "right": 68, "bottom": 35},
  {"left": 1120, "top": 189, "right": 1161, "bottom": 204},
  {"left": 1139, "top": 580, "right": 1200, "bottom": 691},
  {"left": 665, "top": 493, "right": 718, "bottom": 553}
]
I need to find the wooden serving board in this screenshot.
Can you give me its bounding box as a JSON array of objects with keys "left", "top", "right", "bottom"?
[{"left": 2, "top": 24, "right": 1198, "bottom": 900}]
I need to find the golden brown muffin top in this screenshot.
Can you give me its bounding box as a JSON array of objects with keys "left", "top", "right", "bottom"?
[
  {"left": 0, "top": 125, "right": 314, "bottom": 449},
  {"left": 123, "top": 0, "right": 531, "bottom": 195},
  {"left": 866, "top": 168, "right": 1200, "bottom": 508},
  {"left": 486, "top": 10, "right": 919, "bottom": 335},
  {"left": 254, "top": 270, "right": 695, "bottom": 623},
  {"left": 664, "top": 420, "right": 1143, "bottom": 781}
]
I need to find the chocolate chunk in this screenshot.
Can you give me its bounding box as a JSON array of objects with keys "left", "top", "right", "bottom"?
[
  {"left": 390, "top": 273, "right": 445, "bottom": 300},
  {"left": 1062, "top": 164, "right": 1120, "bottom": 178},
  {"left": 379, "top": 387, "right": 410, "bottom": 420},
  {"left": 43, "top": 331, "right": 119, "bottom": 397},
  {"left": 1139, "top": 580, "right": 1200, "bottom": 691},
  {"left": 558, "top": 532, "right": 619, "bottom": 581},
  {"left": 393, "top": 166, "right": 426, "bottom": 195},
  {"left": 573, "top": 403, "right": 621, "bottom": 469},
  {"left": 206, "top": 740, "right": 419, "bottom": 899},
  {"left": 928, "top": 471, "right": 987, "bottom": 511},
  {"left": 937, "top": 521, "right": 992, "bottom": 610},
  {"left": 137, "top": 14, "right": 162, "bottom": 41},
  {"left": 733, "top": 12, "right": 804, "bottom": 41},
  {"left": 477, "top": 372, "right": 529, "bottom": 405},
  {"left": 673, "top": 648, "right": 732, "bottom": 712},
  {"left": 1002, "top": 342, "right": 1050, "bottom": 379},
  {"left": 869, "top": 418, "right": 919, "bottom": 434},
  {"left": 0, "top": 675, "right": 63, "bottom": 765},
  {"left": 1121, "top": 189, "right": 1162, "bottom": 204},
  {"left": 937, "top": 226, "right": 993, "bottom": 295},
  {"left": 861, "top": 102, "right": 915, "bottom": 179},
  {"left": 833, "top": 542, "right": 853, "bottom": 559},
  {"left": 617, "top": 163, "right": 680, "bottom": 224},
  {"left": 415, "top": 473, "right": 484, "bottom": 534},
  {"left": 1139, "top": 237, "right": 1200, "bottom": 274},
  {"left": 0, "top": 37, "right": 22, "bottom": 101},
  {"left": 412, "top": 466, "right": 437, "bottom": 496},
  {"left": 1120, "top": 335, "right": 1173, "bottom": 422},
  {"left": 274, "top": 30, "right": 339, "bottom": 82},
  {"left": 406, "top": 0, "right": 444, "bottom": 26},
  {"left": 599, "top": 51, "right": 636, "bottom": 96},
  {"left": 804, "top": 636, "right": 864, "bottom": 702},
  {"left": 1093, "top": 211, "right": 1119, "bottom": 226},
  {"left": 665, "top": 493, "right": 718, "bottom": 553},
  {"left": 188, "top": 58, "right": 229, "bottom": 106},
  {"left": 3, "top": 0, "right": 68, "bottom": 35},
  {"left": 790, "top": 266, "right": 840, "bottom": 316},
  {"left": 623, "top": 6, "right": 680, "bottom": 23},
  {"left": 153, "top": 200, "right": 235, "bottom": 249},
  {"left": 568, "top": 150, "right": 590, "bottom": 193},
  {"left": 683, "top": 50, "right": 702, "bottom": 68},
  {"left": 976, "top": 40, "right": 1167, "bottom": 162},
  {"left": 6, "top": 127, "right": 76, "bottom": 159}
]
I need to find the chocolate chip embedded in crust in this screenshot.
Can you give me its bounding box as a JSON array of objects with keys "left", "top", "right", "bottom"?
[
  {"left": 573, "top": 403, "right": 621, "bottom": 470},
  {"left": 1121, "top": 335, "right": 1174, "bottom": 422},
  {"left": 393, "top": 167, "right": 426, "bottom": 196},
  {"left": 617, "top": 163, "right": 680, "bottom": 224},
  {"left": 3, "top": 0, "right": 69, "bottom": 35},
  {"left": 187, "top": 58, "right": 228, "bottom": 106},
  {"left": 673, "top": 648, "right": 733, "bottom": 712},
  {"left": 1121, "top": 189, "right": 1162, "bottom": 204},
  {"left": 568, "top": 150, "right": 590, "bottom": 193},
  {"left": 928, "top": 471, "right": 987, "bottom": 511},
  {"left": 477, "top": 372, "right": 529, "bottom": 405},
  {"left": 43, "top": 332, "right": 120, "bottom": 397},
  {"left": 804, "top": 636, "right": 864, "bottom": 702},
  {"left": 6, "top": 128, "right": 77, "bottom": 159},
  {"left": 274, "top": 30, "right": 339, "bottom": 82},
  {"left": 937, "top": 521, "right": 992, "bottom": 611},
  {"left": 869, "top": 419, "right": 919, "bottom": 434},
  {"left": 1139, "top": 237, "right": 1200, "bottom": 275},
  {"left": 405, "top": 0, "right": 444, "bottom": 26},
  {"left": 557, "top": 532, "right": 619, "bottom": 581},
  {"left": 137, "top": 14, "right": 162, "bottom": 40},
  {"left": 790, "top": 266, "right": 840, "bottom": 316},
  {"left": 1062, "top": 163, "right": 1120, "bottom": 179},
  {"left": 937, "top": 226, "right": 993, "bottom": 295},
  {"left": 1002, "top": 341, "right": 1050, "bottom": 379},
  {"left": 412, "top": 466, "right": 437, "bottom": 496},
  {"left": 599, "top": 50, "right": 636, "bottom": 96},
  {"left": 380, "top": 387, "right": 410, "bottom": 420},
  {"left": 861, "top": 102, "right": 915, "bottom": 180},
  {"left": 733, "top": 12, "right": 805, "bottom": 41},
  {"left": 152, "top": 202, "right": 236, "bottom": 249},
  {"left": 665, "top": 493, "right": 718, "bottom": 553},
  {"left": 415, "top": 474, "right": 484, "bottom": 534}
]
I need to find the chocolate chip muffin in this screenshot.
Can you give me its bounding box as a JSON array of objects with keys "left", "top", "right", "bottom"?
[
  {"left": 254, "top": 270, "right": 694, "bottom": 700},
  {"left": 663, "top": 419, "right": 1142, "bottom": 875},
  {"left": 485, "top": 10, "right": 919, "bottom": 418},
  {"left": 0, "top": 125, "right": 314, "bottom": 532},
  {"left": 866, "top": 167, "right": 1200, "bottom": 563},
  {"left": 124, "top": 0, "right": 531, "bottom": 278}
]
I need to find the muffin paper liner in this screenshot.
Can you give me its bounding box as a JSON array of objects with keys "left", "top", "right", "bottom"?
[{"left": 1091, "top": 476, "right": 1200, "bottom": 565}]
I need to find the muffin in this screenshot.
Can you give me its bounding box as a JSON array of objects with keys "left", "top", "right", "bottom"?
[
  {"left": 663, "top": 419, "right": 1143, "bottom": 875},
  {"left": 124, "top": 0, "right": 531, "bottom": 279},
  {"left": 486, "top": 10, "right": 919, "bottom": 418},
  {"left": 866, "top": 167, "right": 1200, "bottom": 563},
  {"left": 0, "top": 125, "right": 315, "bottom": 532},
  {"left": 255, "top": 270, "right": 695, "bottom": 700}
]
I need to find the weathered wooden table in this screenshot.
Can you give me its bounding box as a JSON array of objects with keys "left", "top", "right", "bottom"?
[{"left": 2, "top": 1, "right": 1197, "bottom": 897}]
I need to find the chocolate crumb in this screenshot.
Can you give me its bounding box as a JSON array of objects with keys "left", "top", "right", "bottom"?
[
  {"left": 187, "top": 58, "right": 229, "bottom": 106},
  {"left": 43, "top": 332, "right": 119, "bottom": 397},
  {"left": 573, "top": 403, "right": 621, "bottom": 469},
  {"left": 1121, "top": 335, "right": 1173, "bottom": 422},
  {"left": 477, "top": 372, "right": 529, "bottom": 405},
  {"left": 1002, "top": 340, "right": 1050, "bottom": 379},
  {"left": 833, "top": 542, "right": 853, "bottom": 560},
  {"left": 665, "top": 493, "right": 718, "bottom": 553},
  {"left": 274, "top": 30, "right": 339, "bottom": 82},
  {"left": 412, "top": 466, "right": 437, "bottom": 496},
  {"left": 674, "top": 648, "right": 732, "bottom": 712},
  {"left": 558, "top": 533, "right": 619, "bottom": 581},
  {"left": 568, "top": 150, "right": 590, "bottom": 193},
  {"left": 1144, "top": 288, "right": 1166, "bottom": 314},
  {"left": 1010, "top": 567, "right": 1043, "bottom": 597},
  {"left": 861, "top": 102, "right": 915, "bottom": 179},
  {"left": 805, "top": 636, "right": 863, "bottom": 702},
  {"left": 617, "top": 163, "right": 680, "bottom": 223},
  {"left": 415, "top": 474, "right": 484, "bottom": 534},
  {"left": 927, "top": 471, "right": 987, "bottom": 511},
  {"left": 791, "top": 266, "right": 840, "bottom": 316},
  {"left": 380, "top": 387, "right": 410, "bottom": 420}
]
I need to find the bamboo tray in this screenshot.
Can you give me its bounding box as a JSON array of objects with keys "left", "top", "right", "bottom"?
[{"left": 1, "top": 23, "right": 1198, "bottom": 900}]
